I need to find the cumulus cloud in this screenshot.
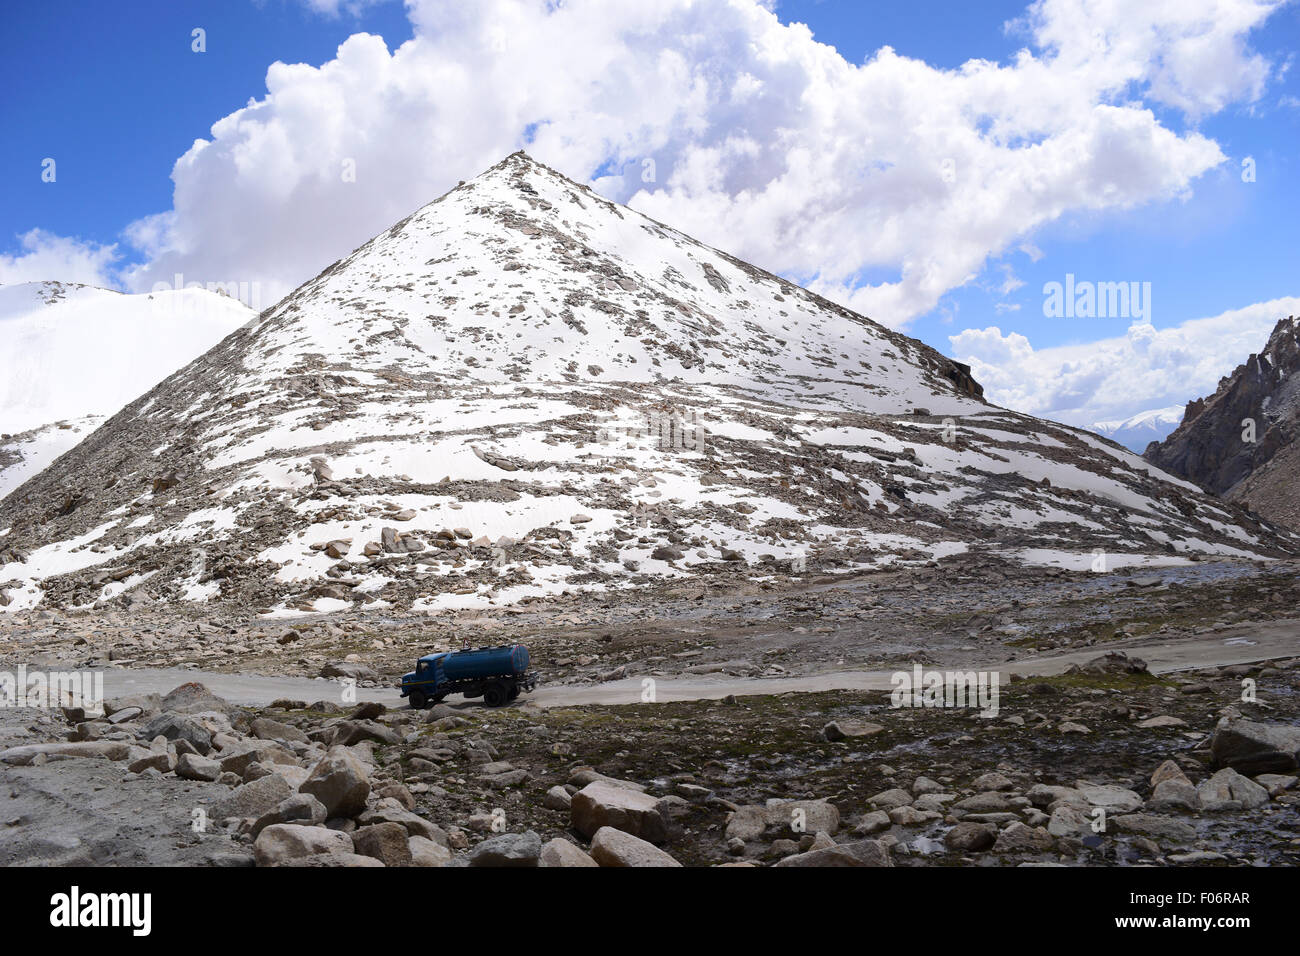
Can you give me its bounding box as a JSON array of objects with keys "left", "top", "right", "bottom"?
[
  {"left": 949, "top": 296, "right": 1300, "bottom": 425},
  {"left": 0, "top": 229, "right": 119, "bottom": 288},
  {"left": 117, "top": 0, "right": 1287, "bottom": 324}
]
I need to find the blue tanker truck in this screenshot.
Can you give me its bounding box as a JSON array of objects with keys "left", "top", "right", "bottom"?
[{"left": 399, "top": 644, "right": 537, "bottom": 708}]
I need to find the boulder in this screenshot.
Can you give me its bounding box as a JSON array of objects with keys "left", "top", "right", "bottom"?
[
  {"left": 175, "top": 752, "right": 221, "bottom": 782},
  {"left": 543, "top": 785, "right": 572, "bottom": 811},
  {"left": 210, "top": 774, "right": 295, "bottom": 822},
  {"left": 251, "top": 794, "right": 328, "bottom": 838},
  {"left": 1110, "top": 813, "right": 1196, "bottom": 843},
  {"left": 353, "top": 823, "right": 414, "bottom": 867},
  {"left": 139, "top": 713, "right": 212, "bottom": 754},
  {"left": 127, "top": 751, "right": 176, "bottom": 774},
  {"left": 992, "top": 822, "right": 1055, "bottom": 854},
  {"left": 250, "top": 717, "right": 309, "bottom": 744},
  {"left": 0, "top": 741, "right": 143, "bottom": 765},
  {"left": 160, "top": 682, "right": 231, "bottom": 715},
  {"left": 763, "top": 799, "right": 840, "bottom": 837},
  {"left": 570, "top": 781, "right": 667, "bottom": 842},
  {"left": 468, "top": 831, "right": 542, "bottom": 867},
  {"left": 1148, "top": 778, "right": 1201, "bottom": 812},
  {"left": 589, "top": 827, "right": 681, "bottom": 867},
  {"left": 822, "top": 720, "right": 884, "bottom": 741},
  {"left": 725, "top": 806, "right": 768, "bottom": 842},
  {"left": 1210, "top": 718, "right": 1300, "bottom": 774},
  {"left": 253, "top": 824, "right": 354, "bottom": 866},
  {"left": 540, "top": 838, "right": 598, "bottom": 867},
  {"left": 867, "top": 788, "right": 913, "bottom": 811},
  {"left": 1075, "top": 782, "right": 1143, "bottom": 813},
  {"left": 319, "top": 662, "right": 380, "bottom": 682},
  {"left": 944, "top": 822, "right": 997, "bottom": 852},
  {"left": 773, "top": 839, "right": 893, "bottom": 867},
  {"left": 1197, "top": 767, "right": 1270, "bottom": 811},
  {"left": 300, "top": 746, "right": 371, "bottom": 818},
  {"left": 409, "top": 836, "right": 452, "bottom": 867}
]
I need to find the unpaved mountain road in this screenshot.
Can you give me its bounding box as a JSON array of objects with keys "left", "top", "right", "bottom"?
[{"left": 95, "top": 618, "right": 1300, "bottom": 710}]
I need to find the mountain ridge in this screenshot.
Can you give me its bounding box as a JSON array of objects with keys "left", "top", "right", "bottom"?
[
  {"left": 1, "top": 153, "right": 1295, "bottom": 616},
  {"left": 1145, "top": 315, "right": 1300, "bottom": 530}
]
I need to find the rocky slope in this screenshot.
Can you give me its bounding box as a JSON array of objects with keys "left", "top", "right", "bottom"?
[
  {"left": 2, "top": 662, "right": 1297, "bottom": 867},
  {"left": 1146, "top": 316, "right": 1300, "bottom": 530},
  {"left": 0, "top": 281, "right": 254, "bottom": 500},
  {"left": 0, "top": 154, "right": 1295, "bottom": 616}
]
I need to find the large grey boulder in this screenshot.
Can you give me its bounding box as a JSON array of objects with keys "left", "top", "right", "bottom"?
[
  {"left": 1210, "top": 718, "right": 1300, "bottom": 774},
  {"left": 251, "top": 794, "right": 328, "bottom": 837},
  {"left": 1074, "top": 782, "right": 1143, "bottom": 813},
  {"left": 210, "top": 774, "right": 294, "bottom": 822},
  {"left": 589, "top": 827, "right": 681, "bottom": 867},
  {"left": 140, "top": 712, "right": 212, "bottom": 754},
  {"left": 160, "top": 682, "right": 232, "bottom": 715},
  {"left": 1109, "top": 813, "right": 1196, "bottom": 843},
  {"left": 300, "top": 746, "right": 371, "bottom": 818},
  {"left": 0, "top": 741, "right": 144, "bottom": 765},
  {"left": 1197, "top": 767, "right": 1270, "bottom": 811},
  {"left": 773, "top": 839, "right": 893, "bottom": 867},
  {"left": 540, "top": 838, "right": 598, "bottom": 867},
  {"left": 176, "top": 752, "right": 222, "bottom": 781},
  {"left": 468, "top": 831, "right": 542, "bottom": 867},
  {"left": 253, "top": 824, "right": 354, "bottom": 866},
  {"left": 250, "top": 717, "right": 309, "bottom": 744},
  {"left": 570, "top": 781, "right": 667, "bottom": 842},
  {"left": 409, "top": 836, "right": 452, "bottom": 867},
  {"left": 353, "top": 823, "right": 414, "bottom": 867}
]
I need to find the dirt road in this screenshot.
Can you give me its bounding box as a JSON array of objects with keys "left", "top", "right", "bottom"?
[{"left": 92, "top": 618, "right": 1300, "bottom": 709}]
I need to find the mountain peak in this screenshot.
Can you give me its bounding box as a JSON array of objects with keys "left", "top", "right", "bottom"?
[{"left": 1, "top": 163, "right": 1295, "bottom": 616}]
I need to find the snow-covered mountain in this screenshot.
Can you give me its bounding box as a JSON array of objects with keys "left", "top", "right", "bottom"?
[
  {"left": 0, "top": 416, "right": 105, "bottom": 503},
  {"left": 0, "top": 281, "right": 255, "bottom": 499},
  {"left": 0, "top": 154, "right": 1294, "bottom": 615},
  {"left": 1089, "top": 405, "right": 1185, "bottom": 452}
]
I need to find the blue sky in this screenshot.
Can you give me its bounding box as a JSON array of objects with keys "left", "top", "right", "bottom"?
[{"left": 3, "top": 0, "right": 1299, "bottom": 427}]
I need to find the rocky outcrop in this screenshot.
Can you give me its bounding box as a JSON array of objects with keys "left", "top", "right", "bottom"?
[{"left": 1146, "top": 316, "right": 1300, "bottom": 529}]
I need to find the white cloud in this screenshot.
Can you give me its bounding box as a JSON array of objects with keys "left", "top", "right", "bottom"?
[
  {"left": 949, "top": 296, "right": 1300, "bottom": 425},
  {"left": 290, "top": 0, "right": 391, "bottom": 17},
  {"left": 103, "top": 0, "right": 1287, "bottom": 326},
  {"left": 0, "top": 229, "right": 119, "bottom": 288},
  {"left": 1014, "top": 0, "right": 1281, "bottom": 119}
]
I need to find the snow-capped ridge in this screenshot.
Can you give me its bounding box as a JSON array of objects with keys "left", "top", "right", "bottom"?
[{"left": 0, "top": 155, "right": 1294, "bottom": 615}]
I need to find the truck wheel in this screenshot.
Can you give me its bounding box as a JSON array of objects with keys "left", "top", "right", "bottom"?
[
  {"left": 507, "top": 685, "right": 520, "bottom": 700},
  {"left": 408, "top": 690, "right": 428, "bottom": 710},
  {"left": 483, "top": 683, "right": 507, "bottom": 708}
]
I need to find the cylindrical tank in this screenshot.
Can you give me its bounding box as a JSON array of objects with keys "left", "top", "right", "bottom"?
[{"left": 441, "top": 644, "right": 529, "bottom": 680}]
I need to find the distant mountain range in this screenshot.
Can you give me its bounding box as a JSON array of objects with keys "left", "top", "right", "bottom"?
[
  {"left": 0, "top": 280, "right": 254, "bottom": 500},
  {"left": 1089, "top": 405, "right": 1185, "bottom": 452}
]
